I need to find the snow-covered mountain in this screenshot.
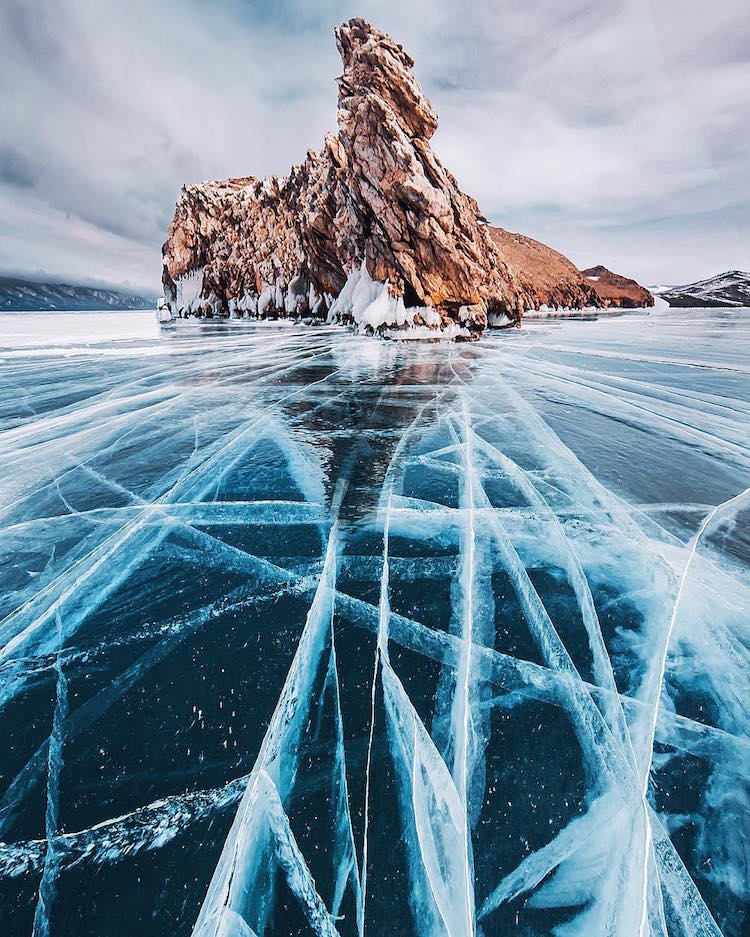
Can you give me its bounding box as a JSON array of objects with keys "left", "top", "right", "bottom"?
[
  {"left": 657, "top": 270, "right": 750, "bottom": 307},
  {"left": 0, "top": 276, "right": 156, "bottom": 312}
]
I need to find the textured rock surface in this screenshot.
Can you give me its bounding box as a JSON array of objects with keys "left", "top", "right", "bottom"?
[
  {"left": 488, "top": 228, "right": 599, "bottom": 317},
  {"left": 582, "top": 266, "right": 655, "bottom": 308},
  {"left": 162, "top": 18, "right": 650, "bottom": 336}
]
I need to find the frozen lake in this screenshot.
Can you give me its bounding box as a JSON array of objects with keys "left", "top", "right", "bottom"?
[{"left": 0, "top": 308, "right": 748, "bottom": 936}]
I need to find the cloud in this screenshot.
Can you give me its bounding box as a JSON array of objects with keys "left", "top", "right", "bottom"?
[
  {"left": 0, "top": 0, "right": 747, "bottom": 291},
  {"left": 0, "top": 146, "right": 37, "bottom": 188}
]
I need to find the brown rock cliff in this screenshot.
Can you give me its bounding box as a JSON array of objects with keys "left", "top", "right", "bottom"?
[
  {"left": 582, "top": 266, "right": 654, "bottom": 308},
  {"left": 162, "top": 19, "right": 651, "bottom": 336}
]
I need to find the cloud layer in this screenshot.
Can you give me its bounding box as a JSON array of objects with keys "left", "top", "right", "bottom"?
[{"left": 1, "top": 0, "right": 748, "bottom": 291}]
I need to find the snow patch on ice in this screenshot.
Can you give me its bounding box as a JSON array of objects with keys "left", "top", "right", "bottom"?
[
  {"left": 385, "top": 323, "right": 471, "bottom": 341},
  {"left": 156, "top": 297, "right": 173, "bottom": 323},
  {"left": 524, "top": 304, "right": 654, "bottom": 319},
  {"left": 487, "top": 312, "right": 513, "bottom": 328}
]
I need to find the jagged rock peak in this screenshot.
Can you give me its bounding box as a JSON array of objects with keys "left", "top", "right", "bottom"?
[
  {"left": 335, "top": 18, "right": 438, "bottom": 141},
  {"left": 161, "top": 18, "right": 648, "bottom": 337}
]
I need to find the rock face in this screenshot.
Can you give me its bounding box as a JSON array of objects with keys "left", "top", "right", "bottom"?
[
  {"left": 488, "top": 228, "right": 599, "bottom": 318},
  {"left": 162, "top": 18, "right": 650, "bottom": 337},
  {"left": 582, "top": 266, "right": 654, "bottom": 309}
]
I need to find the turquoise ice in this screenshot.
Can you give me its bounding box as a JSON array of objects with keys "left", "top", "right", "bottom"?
[{"left": 0, "top": 307, "right": 747, "bottom": 936}]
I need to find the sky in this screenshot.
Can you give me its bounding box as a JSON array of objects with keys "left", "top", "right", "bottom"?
[{"left": 1, "top": 0, "right": 748, "bottom": 293}]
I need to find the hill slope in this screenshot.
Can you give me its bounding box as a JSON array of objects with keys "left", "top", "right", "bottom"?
[
  {"left": 658, "top": 271, "right": 750, "bottom": 308},
  {"left": 582, "top": 266, "right": 654, "bottom": 308},
  {"left": 0, "top": 277, "right": 155, "bottom": 312}
]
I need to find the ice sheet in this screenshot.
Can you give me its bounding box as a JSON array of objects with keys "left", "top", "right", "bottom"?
[{"left": 0, "top": 307, "right": 748, "bottom": 936}]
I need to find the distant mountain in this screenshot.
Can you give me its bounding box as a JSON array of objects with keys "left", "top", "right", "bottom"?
[
  {"left": 0, "top": 276, "right": 156, "bottom": 312},
  {"left": 658, "top": 271, "right": 750, "bottom": 308}
]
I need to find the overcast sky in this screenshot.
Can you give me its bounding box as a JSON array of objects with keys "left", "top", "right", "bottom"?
[{"left": 1, "top": 0, "right": 748, "bottom": 293}]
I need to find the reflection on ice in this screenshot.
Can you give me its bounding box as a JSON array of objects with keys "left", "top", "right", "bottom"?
[{"left": 0, "top": 308, "right": 748, "bottom": 936}]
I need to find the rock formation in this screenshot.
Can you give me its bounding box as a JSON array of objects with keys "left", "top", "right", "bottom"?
[
  {"left": 582, "top": 266, "right": 654, "bottom": 309},
  {"left": 162, "top": 18, "right": 652, "bottom": 337},
  {"left": 488, "top": 228, "right": 600, "bottom": 317}
]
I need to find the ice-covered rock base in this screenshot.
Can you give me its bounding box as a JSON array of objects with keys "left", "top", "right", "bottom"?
[{"left": 164, "top": 264, "right": 474, "bottom": 340}]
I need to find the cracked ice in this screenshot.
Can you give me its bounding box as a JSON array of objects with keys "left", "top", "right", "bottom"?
[{"left": 0, "top": 308, "right": 748, "bottom": 937}]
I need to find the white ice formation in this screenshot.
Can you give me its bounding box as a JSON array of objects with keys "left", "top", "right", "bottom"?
[{"left": 164, "top": 263, "right": 469, "bottom": 340}]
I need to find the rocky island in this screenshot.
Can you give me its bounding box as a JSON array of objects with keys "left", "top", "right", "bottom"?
[{"left": 161, "top": 18, "right": 653, "bottom": 338}]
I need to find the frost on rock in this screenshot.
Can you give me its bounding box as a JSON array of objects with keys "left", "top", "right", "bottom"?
[
  {"left": 175, "top": 269, "right": 206, "bottom": 316},
  {"left": 327, "top": 263, "right": 462, "bottom": 338},
  {"left": 0, "top": 310, "right": 748, "bottom": 936}
]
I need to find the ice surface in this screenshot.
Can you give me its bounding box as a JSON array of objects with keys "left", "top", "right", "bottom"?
[{"left": 0, "top": 306, "right": 748, "bottom": 936}]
